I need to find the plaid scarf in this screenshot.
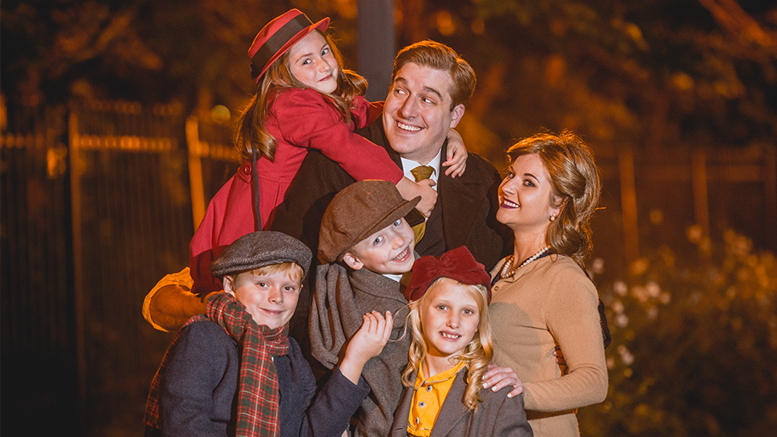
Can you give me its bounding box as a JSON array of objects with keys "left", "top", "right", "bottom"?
[{"left": 145, "top": 293, "right": 290, "bottom": 436}]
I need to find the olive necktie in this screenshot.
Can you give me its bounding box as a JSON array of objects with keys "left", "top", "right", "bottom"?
[{"left": 410, "top": 165, "right": 435, "bottom": 243}]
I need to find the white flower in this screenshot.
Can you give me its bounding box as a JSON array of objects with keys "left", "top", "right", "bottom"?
[{"left": 646, "top": 281, "right": 660, "bottom": 298}]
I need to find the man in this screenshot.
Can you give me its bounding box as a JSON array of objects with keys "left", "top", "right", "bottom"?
[
  {"left": 271, "top": 40, "right": 511, "bottom": 270},
  {"left": 270, "top": 40, "right": 512, "bottom": 344}
]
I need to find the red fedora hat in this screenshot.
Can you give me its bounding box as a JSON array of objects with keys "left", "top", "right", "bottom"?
[{"left": 248, "top": 9, "right": 330, "bottom": 83}]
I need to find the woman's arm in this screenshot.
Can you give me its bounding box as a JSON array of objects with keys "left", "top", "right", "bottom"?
[{"left": 522, "top": 267, "right": 608, "bottom": 412}]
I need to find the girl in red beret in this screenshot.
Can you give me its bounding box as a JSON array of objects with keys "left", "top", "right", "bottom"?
[
  {"left": 390, "top": 246, "right": 533, "bottom": 437},
  {"left": 188, "top": 9, "right": 469, "bottom": 299}
]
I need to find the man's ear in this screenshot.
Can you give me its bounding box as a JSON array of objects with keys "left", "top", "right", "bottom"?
[
  {"left": 342, "top": 253, "right": 364, "bottom": 271},
  {"left": 222, "top": 275, "right": 236, "bottom": 295},
  {"left": 449, "top": 104, "right": 465, "bottom": 128}
]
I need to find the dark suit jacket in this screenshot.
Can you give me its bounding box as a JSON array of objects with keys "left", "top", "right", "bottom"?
[
  {"left": 270, "top": 118, "right": 511, "bottom": 269},
  {"left": 390, "top": 367, "right": 534, "bottom": 437},
  {"left": 270, "top": 119, "right": 512, "bottom": 344}
]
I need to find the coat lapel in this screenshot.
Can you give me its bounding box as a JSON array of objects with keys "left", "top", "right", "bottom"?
[
  {"left": 438, "top": 143, "right": 487, "bottom": 250},
  {"left": 431, "top": 368, "right": 470, "bottom": 437},
  {"left": 390, "top": 375, "right": 417, "bottom": 437}
]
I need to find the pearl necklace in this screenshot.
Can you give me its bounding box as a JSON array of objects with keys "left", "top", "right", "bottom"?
[{"left": 500, "top": 246, "right": 551, "bottom": 279}]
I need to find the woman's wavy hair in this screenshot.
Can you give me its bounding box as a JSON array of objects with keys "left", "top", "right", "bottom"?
[
  {"left": 506, "top": 131, "right": 601, "bottom": 267},
  {"left": 401, "top": 278, "right": 493, "bottom": 411},
  {"left": 234, "top": 30, "right": 368, "bottom": 162}
]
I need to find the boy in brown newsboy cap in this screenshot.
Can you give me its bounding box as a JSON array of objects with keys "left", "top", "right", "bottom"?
[
  {"left": 145, "top": 231, "right": 392, "bottom": 437},
  {"left": 310, "top": 180, "right": 421, "bottom": 437}
]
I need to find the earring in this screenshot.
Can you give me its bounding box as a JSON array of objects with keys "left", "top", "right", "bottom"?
[{"left": 550, "top": 213, "right": 557, "bottom": 222}]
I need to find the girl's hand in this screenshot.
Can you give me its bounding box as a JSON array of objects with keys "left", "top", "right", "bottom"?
[
  {"left": 554, "top": 346, "right": 569, "bottom": 375},
  {"left": 482, "top": 363, "right": 524, "bottom": 398},
  {"left": 396, "top": 177, "right": 437, "bottom": 217},
  {"left": 443, "top": 128, "right": 468, "bottom": 178},
  {"left": 339, "top": 311, "right": 393, "bottom": 384}
]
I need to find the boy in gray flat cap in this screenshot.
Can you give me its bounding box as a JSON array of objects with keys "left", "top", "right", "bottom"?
[
  {"left": 310, "top": 180, "right": 421, "bottom": 437},
  {"left": 145, "top": 231, "right": 393, "bottom": 437}
]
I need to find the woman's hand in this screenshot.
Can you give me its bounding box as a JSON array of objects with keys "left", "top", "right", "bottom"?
[
  {"left": 443, "top": 128, "right": 468, "bottom": 178},
  {"left": 482, "top": 363, "right": 524, "bottom": 398},
  {"left": 339, "top": 311, "right": 393, "bottom": 384}
]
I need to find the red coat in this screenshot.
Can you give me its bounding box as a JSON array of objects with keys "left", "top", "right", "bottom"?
[{"left": 190, "top": 88, "right": 401, "bottom": 295}]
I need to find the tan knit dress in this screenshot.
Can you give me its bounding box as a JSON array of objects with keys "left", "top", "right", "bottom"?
[{"left": 489, "top": 254, "right": 608, "bottom": 437}]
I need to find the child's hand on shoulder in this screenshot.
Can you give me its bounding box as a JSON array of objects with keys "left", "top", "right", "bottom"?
[
  {"left": 443, "top": 128, "right": 468, "bottom": 178},
  {"left": 338, "top": 311, "right": 393, "bottom": 384}
]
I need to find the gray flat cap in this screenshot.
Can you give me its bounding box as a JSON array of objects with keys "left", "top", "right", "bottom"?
[{"left": 210, "top": 231, "right": 312, "bottom": 278}]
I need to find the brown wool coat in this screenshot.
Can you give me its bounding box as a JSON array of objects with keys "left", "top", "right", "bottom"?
[{"left": 309, "top": 264, "right": 411, "bottom": 437}]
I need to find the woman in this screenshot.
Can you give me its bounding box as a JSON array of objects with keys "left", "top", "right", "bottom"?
[{"left": 485, "top": 132, "right": 607, "bottom": 436}]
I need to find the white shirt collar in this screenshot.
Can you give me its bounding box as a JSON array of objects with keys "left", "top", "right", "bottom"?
[
  {"left": 400, "top": 150, "right": 442, "bottom": 189},
  {"left": 383, "top": 273, "right": 402, "bottom": 283}
]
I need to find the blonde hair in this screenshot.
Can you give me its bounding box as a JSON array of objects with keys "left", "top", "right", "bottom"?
[
  {"left": 506, "top": 131, "right": 601, "bottom": 267},
  {"left": 402, "top": 278, "right": 493, "bottom": 411},
  {"left": 234, "top": 30, "right": 368, "bottom": 162}
]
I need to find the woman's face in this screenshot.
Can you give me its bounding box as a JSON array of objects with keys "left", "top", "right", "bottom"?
[
  {"left": 287, "top": 31, "right": 339, "bottom": 95},
  {"left": 497, "top": 153, "right": 560, "bottom": 235}
]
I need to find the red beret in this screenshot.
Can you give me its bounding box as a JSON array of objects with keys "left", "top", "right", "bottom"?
[{"left": 405, "top": 246, "right": 492, "bottom": 303}]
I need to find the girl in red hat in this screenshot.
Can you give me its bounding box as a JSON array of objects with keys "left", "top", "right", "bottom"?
[
  {"left": 391, "top": 247, "right": 533, "bottom": 437},
  {"left": 188, "top": 9, "right": 468, "bottom": 297}
]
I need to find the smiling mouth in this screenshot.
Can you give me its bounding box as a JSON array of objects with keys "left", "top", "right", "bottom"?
[
  {"left": 319, "top": 74, "right": 333, "bottom": 82},
  {"left": 261, "top": 309, "right": 284, "bottom": 316},
  {"left": 397, "top": 121, "right": 421, "bottom": 132},
  {"left": 501, "top": 199, "right": 520, "bottom": 208},
  {"left": 440, "top": 332, "right": 461, "bottom": 340},
  {"left": 393, "top": 246, "right": 411, "bottom": 262}
]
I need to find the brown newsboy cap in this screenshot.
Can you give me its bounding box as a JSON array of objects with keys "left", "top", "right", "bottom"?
[
  {"left": 319, "top": 180, "right": 420, "bottom": 264},
  {"left": 211, "top": 231, "right": 312, "bottom": 278}
]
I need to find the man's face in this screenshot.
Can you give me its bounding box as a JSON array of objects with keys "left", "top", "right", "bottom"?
[{"left": 383, "top": 63, "right": 465, "bottom": 164}]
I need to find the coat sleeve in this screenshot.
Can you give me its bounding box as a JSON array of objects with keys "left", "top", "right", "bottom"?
[
  {"left": 271, "top": 89, "right": 403, "bottom": 183},
  {"left": 300, "top": 368, "right": 371, "bottom": 437},
  {"left": 159, "top": 323, "right": 238, "bottom": 436},
  {"left": 522, "top": 266, "right": 609, "bottom": 411}
]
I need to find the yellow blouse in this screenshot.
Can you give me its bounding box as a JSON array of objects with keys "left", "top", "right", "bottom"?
[{"left": 406, "top": 360, "right": 466, "bottom": 437}]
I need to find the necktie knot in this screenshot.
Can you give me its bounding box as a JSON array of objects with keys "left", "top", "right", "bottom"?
[{"left": 411, "top": 165, "right": 435, "bottom": 182}]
